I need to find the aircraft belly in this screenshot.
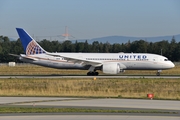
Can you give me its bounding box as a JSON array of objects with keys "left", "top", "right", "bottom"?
[
  {"left": 123, "top": 61, "right": 160, "bottom": 70},
  {"left": 21, "top": 58, "right": 34, "bottom": 63}
]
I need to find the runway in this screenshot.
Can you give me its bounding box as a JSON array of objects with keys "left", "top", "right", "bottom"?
[
  {"left": 1, "top": 115, "right": 179, "bottom": 120},
  {"left": 0, "top": 97, "right": 180, "bottom": 120},
  {"left": 0, "top": 75, "right": 180, "bottom": 79}
]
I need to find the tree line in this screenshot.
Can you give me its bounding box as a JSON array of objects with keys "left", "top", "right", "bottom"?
[{"left": 0, "top": 36, "right": 179, "bottom": 62}]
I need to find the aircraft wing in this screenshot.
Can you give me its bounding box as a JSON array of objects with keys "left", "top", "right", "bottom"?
[{"left": 46, "top": 53, "right": 102, "bottom": 66}]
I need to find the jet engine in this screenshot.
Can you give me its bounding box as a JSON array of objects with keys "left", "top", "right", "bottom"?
[{"left": 102, "top": 63, "right": 126, "bottom": 74}]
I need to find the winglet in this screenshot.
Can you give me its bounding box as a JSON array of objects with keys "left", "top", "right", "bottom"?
[{"left": 16, "top": 28, "right": 47, "bottom": 55}]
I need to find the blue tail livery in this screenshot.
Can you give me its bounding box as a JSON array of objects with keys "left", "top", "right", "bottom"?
[{"left": 16, "top": 28, "right": 46, "bottom": 55}]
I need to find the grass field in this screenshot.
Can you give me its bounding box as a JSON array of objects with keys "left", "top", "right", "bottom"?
[
  {"left": 0, "top": 64, "right": 180, "bottom": 100},
  {"left": 0, "top": 78, "right": 179, "bottom": 100},
  {"left": 0, "top": 107, "right": 176, "bottom": 114}
]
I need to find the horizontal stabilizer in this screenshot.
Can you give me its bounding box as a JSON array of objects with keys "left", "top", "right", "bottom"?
[
  {"left": 9, "top": 53, "right": 20, "bottom": 57},
  {"left": 9, "top": 53, "right": 39, "bottom": 61}
]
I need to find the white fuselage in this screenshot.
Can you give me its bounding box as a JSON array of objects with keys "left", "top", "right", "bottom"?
[{"left": 20, "top": 53, "right": 175, "bottom": 71}]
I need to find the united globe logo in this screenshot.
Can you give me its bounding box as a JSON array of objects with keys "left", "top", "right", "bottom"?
[{"left": 26, "top": 40, "right": 45, "bottom": 55}]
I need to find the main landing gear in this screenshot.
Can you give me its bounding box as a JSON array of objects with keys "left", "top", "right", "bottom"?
[
  {"left": 87, "top": 66, "right": 99, "bottom": 76},
  {"left": 156, "top": 70, "right": 162, "bottom": 76},
  {"left": 87, "top": 71, "right": 99, "bottom": 76}
]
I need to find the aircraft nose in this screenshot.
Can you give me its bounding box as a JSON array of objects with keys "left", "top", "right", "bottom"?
[{"left": 170, "top": 62, "right": 175, "bottom": 68}]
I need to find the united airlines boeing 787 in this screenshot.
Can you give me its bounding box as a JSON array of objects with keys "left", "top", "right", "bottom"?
[{"left": 11, "top": 28, "right": 175, "bottom": 76}]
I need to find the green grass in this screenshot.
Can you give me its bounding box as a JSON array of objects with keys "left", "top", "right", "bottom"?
[{"left": 0, "top": 107, "right": 177, "bottom": 114}]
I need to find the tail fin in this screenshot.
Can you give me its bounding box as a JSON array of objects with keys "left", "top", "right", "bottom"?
[{"left": 16, "top": 28, "right": 47, "bottom": 55}]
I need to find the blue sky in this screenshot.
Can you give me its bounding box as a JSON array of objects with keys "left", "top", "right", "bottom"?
[{"left": 0, "top": 0, "right": 180, "bottom": 40}]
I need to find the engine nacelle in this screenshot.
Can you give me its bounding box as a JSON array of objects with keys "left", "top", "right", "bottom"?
[{"left": 102, "top": 63, "right": 126, "bottom": 74}]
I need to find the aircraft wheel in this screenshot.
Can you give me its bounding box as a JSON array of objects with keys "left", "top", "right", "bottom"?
[
  {"left": 87, "top": 72, "right": 91, "bottom": 76},
  {"left": 87, "top": 72, "right": 93, "bottom": 76},
  {"left": 87, "top": 72, "right": 99, "bottom": 76},
  {"left": 156, "top": 72, "right": 160, "bottom": 76},
  {"left": 95, "top": 72, "right": 99, "bottom": 76}
]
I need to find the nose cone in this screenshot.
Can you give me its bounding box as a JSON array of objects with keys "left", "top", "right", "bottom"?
[
  {"left": 171, "top": 62, "right": 175, "bottom": 68},
  {"left": 172, "top": 62, "right": 175, "bottom": 68}
]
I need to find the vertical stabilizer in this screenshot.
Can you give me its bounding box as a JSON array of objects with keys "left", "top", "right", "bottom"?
[{"left": 16, "top": 28, "right": 47, "bottom": 55}]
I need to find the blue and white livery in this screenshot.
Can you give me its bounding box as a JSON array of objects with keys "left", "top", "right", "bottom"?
[{"left": 11, "top": 28, "right": 175, "bottom": 76}]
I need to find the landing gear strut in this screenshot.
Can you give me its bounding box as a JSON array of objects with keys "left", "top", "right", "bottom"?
[
  {"left": 87, "top": 66, "right": 99, "bottom": 76},
  {"left": 156, "top": 70, "right": 162, "bottom": 76},
  {"left": 87, "top": 71, "right": 99, "bottom": 76}
]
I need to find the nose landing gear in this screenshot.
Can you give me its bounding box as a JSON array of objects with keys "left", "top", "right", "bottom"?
[{"left": 156, "top": 70, "right": 162, "bottom": 76}]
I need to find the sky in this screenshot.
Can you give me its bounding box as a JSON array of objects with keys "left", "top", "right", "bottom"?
[{"left": 0, "top": 0, "right": 180, "bottom": 41}]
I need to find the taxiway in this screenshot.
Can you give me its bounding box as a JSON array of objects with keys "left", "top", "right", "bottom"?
[{"left": 0, "top": 97, "right": 179, "bottom": 120}]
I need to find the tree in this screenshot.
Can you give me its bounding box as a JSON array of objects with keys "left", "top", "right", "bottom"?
[
  {"left": 98, "top": 42, "right": 104, "bottom": 53},
  {"left": 169, "top": 36, "right": 177, "bottom": 61},
  {"left": 103, "top": 42, "right": 111, "bottom": 53},
  {"left": 125, "top": 40, "right": 131, "bottom": 52},
  {"left": 92, "top": 41, "right": 100, "bottom": 52},
  {"left": 112, "top": 43, "right": 121, "bottom": 53},
  {"left": 76, "top": 42, "right": 84, "bottom": 52},
  {"left": 83, "top": 40, "right": 89, "bottom": 52},
  {"left": 173, "top": 42, "right": 180, "bottom": 61},
  {"left": 61, "top": 40, "right": 73, "bottom": 52},
  {"left": 130, "top": 40, "right": 148, "bottom": 53},
  {"left": 39, "top": 39, "right": 53, "bottom": 52},
  {"left": 151, "top": 40, "right": 169, "bottom": 55},
  {"left": 1, "top": 36, "right": 11, "bottom": 62}
]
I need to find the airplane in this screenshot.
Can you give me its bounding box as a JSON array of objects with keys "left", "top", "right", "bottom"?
[{"left": 10, "top": 28, "right": 175, "bottom": 76}]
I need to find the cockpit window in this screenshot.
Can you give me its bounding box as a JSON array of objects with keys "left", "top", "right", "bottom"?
[{"left": 164, "top": 59, "right": 168, "bottom": 61}]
